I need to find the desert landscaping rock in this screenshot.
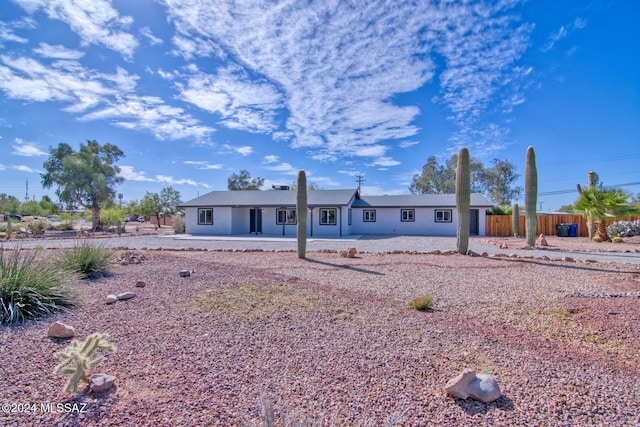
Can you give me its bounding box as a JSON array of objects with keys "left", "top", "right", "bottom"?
[
  {"left": 90, "top": 373, "right": 116, "bottom": 392},
  {"left": 445, "top": 369, "right": 502, "bottom": 403},
  {"left": 116, "top": 292, "right": 135, "bottom": 301},
  {"left": 47, "top": 321, "right": 75, "bottom": 338},
  {"left": 179, "top": 269, "right": 191, "bottom": 277},
  {"left": 105, "top": 294, "right": 118, "bottom": 304},
  {"left": 134, "top": 280, "right": 146, "bottom": 288}
]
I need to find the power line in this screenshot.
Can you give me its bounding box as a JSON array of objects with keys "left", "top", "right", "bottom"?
[{"left": 538, "top": 181, "right": 640, "bottom": 197}]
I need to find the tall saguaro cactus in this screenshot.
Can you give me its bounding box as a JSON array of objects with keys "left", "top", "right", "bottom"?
[
  {"left": 296, "top": 170, "right": 307, "bottom": 259},
  {"left": 525, "top": 146, "right": 538, "bottom": 246},
  {"left": 456, "top": 148, "right": 470, "bottom": 254},
  {"left": 512, "top": 203, "right": 520, "bottom": 237}
]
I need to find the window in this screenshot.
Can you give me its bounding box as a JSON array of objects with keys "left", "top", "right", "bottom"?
[
  {"left": 363, "top": 210, "right": 376, "bottom": 222},
  {"left": 435, "top": 209, "right": 452, "bottom": 223},
  {"left": 276, "top": 208, "right": 296, "bottom": 224},
  {"left": 320, "top": 208, "right": 336, "bottom": 225},
  {"left": 401, "top": 209, "right": 415, "bottom": 222},
  {"left": 198, "top": 208, "right": 213, "bottom": 225}
]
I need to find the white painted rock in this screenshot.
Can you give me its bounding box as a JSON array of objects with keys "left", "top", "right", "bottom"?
[
  {"left": 117, "top": 292, "right": 135, "bottom": 301},
  {"left": 47, "top": 321, "right": 75, "bottom": 338},
  {"left": 536, "top": 234, "right": 549, "bottom": 246},
  {"left": 106, "top": 294, "right": 118, "bottom": 304},
  {"left": 445, "top": 369, "right": 501, "bottom": 403},
  {"left": 90, "top": 373, "right": 116, "bottom": 392}
]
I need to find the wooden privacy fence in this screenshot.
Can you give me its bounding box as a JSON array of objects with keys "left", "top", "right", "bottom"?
[{"left": 485, "top": 214, "right": 640, "bottom": 237}]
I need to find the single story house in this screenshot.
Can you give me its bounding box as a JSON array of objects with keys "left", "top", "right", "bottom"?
[{"left": 180, "top": 189, "right": 493, "bottom": 237}]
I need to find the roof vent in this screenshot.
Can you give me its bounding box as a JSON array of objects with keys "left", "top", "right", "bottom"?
[{"left": 272, "top": 185, "right": 290, "bottom": 191}]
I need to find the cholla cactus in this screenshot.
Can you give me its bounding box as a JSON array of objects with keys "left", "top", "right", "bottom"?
[
  {"left": 53, "top": 332, "right": 116, "bottom": 394},
  {"left": 456, "top": 148, "right": 470, "bottom": 254},
  {"left": 296, "top": 170, "right": 308, "bottom": 259}
]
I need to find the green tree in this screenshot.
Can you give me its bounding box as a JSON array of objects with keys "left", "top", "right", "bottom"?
[
  {"left": 41, "top": 140, "right": 124, "bottom": 230},
  {"left": 575, "top": 187, "right": 638, "bottom": 241},
  {"left": 409, "top": 155, "right": 483, "bottom": 194},
  {"left": 0, "top": 194, "right": 21, "bottom": 214},
  {"left": 39, "top": 195, "right": 59, "bottom": 215},
  {"left": 227, "top": 170, "right": 264, "bottom": 190},
  {"left": 557, "top": 204, "right": 576, "bottom": 213},
  {"left": 139, "top": 187, "right": 183, "bottom": 226},
  {"left": 482, "top": 159, "right": 523, "bottom": 206},
  {"left": 17, "top": 201, "right": 43, "bottom": 216}
]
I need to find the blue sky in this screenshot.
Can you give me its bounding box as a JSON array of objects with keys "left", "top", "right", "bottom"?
[{"left": 1, "top": 0, "right": 638, "bottom": 211}]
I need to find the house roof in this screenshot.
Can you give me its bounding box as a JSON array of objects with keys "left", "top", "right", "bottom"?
[
  {"left": 180, "top": 189, "right": 360, "bottom": 207},
  {"left": 181, "top": 189, "right": 493, "bottom": 208},
  {"left": 351, "top": 193, "right": 493, "bottom": 208}
]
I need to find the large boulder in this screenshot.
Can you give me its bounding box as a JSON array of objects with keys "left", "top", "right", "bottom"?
[{"left": 445, "top": 369, "right": 501, "bottom": 403}]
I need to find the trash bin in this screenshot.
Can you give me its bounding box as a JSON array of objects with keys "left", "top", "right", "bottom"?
[
  {"left": 556, "top": 223, "right": 570, "bottom": 237},
  {"left": 568, "top": 223, "right": 578, "bottom": 237}
]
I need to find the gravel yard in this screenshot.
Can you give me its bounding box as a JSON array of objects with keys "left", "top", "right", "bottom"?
[{"left": 1, "top": 248, "right": 639, "bottom": 426}]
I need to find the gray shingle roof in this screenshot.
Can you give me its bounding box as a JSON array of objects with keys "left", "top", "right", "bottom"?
[
  {"left": 180, "top": 189, "right": 359, "bottom": 207},
  {"left": 351, "top": 193, "right": 493, "bottom": 207},
  {"left": 181, "top": 190, "right": 493, "bottom": 208}
]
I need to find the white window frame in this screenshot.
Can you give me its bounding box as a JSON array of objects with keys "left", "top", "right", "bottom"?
[
  {"left": 363, "top": 210, "right": 376, "bottom": 222},
  {"left": 198, "top": 208, "right": 213, "bottom": 225},
  {"left": 435, "top": 209, "right": 452, "bottom": 223},
  {"left": 276, "top": 208, "right": 297, "bottom": 224},
  {"left": 401, "top": 209, "right": 415, "bottom": 222},
  {"left": 319, "top": 208, "right": 337, "bottom": 225}
]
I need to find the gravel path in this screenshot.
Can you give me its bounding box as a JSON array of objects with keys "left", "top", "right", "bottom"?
[{"left": 1, "top": 248, "right": 639, "bottom": 426}]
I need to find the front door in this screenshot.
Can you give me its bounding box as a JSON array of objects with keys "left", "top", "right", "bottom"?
[
  {"left": 469, "top": 209, "right": 479, "bottom": 235},
  {"left": 250, "top": 208, "right": 262, "bottom": 234}
]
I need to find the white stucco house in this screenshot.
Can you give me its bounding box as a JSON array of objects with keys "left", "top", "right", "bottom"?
[{"left": 180, "top": 188, "right": 493, "bottom": 237}]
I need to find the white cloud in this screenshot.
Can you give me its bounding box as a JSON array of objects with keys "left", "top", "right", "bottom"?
[
  {"left": 13, "top": 165, "right": 41, "bottom": 173},
  {"left": 184, "top": 160, "right": 223, "bottom": 170},
  {"left": 12, "top": 137, "right": 46, "bottom": 156},
  {"left": 262, "top": 155, "right": 279, "bottom": 164},
  {"left": 264, "top": 162, "right": 298, "bottom": 175},
  {"left": 368, "top": 157, "right": 401, "bottom": 168},
  {"left": 140, "top": 26, "right": 163, "bottom": 45},
  {"left": 541, "top": 17, "right": 587, "bottom": 53},
  {"left": 165, "top": 0, "right": 532, "bottom": 160},
  {"left": 220, "top": 144, "right": 253, "bottom": 156},
  {"left": 0, "top": 19, "right": 31, "bottom": 44},
  {"left": 14, "top": 0, "right": 139, "bottom": 58},
  {"left": 118, "top": 165, "right": 154, "bottom": 182},
  {"left": 33, "top": 43, "right": 84, "bottom": 59},
  {"left": 0, "top": 163, "right": 6, "bottom": 171},
  {"left": 156, "top": 175, "right": 209, "bottom": 188},
  {"left": 399, "top": 140, "right": 420, "bottom": 149}
]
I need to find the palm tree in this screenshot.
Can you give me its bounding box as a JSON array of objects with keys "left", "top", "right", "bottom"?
[{"left": 575, "top": 188, "right": 638, "bottom": 240}]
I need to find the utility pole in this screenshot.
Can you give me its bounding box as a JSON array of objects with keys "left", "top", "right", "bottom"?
[
  {"left": 25, "top": 179, "right": 29, "bottom": 202},
  {"left": 355, "top": 174, "right": 365, "bottom": 194}
]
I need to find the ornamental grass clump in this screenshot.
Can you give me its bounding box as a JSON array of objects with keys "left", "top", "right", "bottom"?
[
  {"left": 56, "top": 241, "right": 114, "bottom": 279},
  {"left": 0, "top": 246, "right": 77, "bottom": 325},
  {"left": 408, "top": 295, "right": 434, "bottom": 311}
]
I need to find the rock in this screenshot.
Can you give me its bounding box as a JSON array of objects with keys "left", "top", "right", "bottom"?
[
  {"left": 106, "top": 294, "right": 118, "bottom": 305},
  {"left": 117, "top": 292, "right": 135, "bottom": 301},
  {"left": 445, "top": 369, "right": 501, "bottom": 403},
  {"left": 47, "top": 321, "right": 75, "bottom": 338},
  {"left": 340, "top": 248, "right": 358, "bottom": 258},
  {"left": 90, "top": 373, "right": 116, "bottom": 392},
  {"left": 536, "top": 234, "right": 548, "bottom": 246},
  {"left": 179, "top": 270, "right": 191, "bottom": 277},
  {"left": 135, "top": 281, "right": 146, "bottom": 288},
  {"left": 499, "top": 242, "right": 508, "bottom": 249}
]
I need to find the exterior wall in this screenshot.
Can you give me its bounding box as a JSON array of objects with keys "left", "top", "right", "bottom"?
[
  {"left": 352, "top": 207, "right": 458, "bottom": 236},
  {"left": 184, "top": 206, "right": 233, "bottom": 235}
]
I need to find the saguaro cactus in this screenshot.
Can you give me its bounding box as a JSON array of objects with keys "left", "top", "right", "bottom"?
[
  {"left": 296, "top": 170, "right": 307, "bottom": 259},
  {"left": 512, "top": 203, "right": 520, "bottom": 237},
  {"left": 525, "top": 146, "right": 538, "bottom": 246},
  {"left": 456, "top": 148, "right": 470, "bottom": 254}
]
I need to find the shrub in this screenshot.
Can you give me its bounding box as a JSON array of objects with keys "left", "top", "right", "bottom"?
[
  {"left": 408, "top": 295, "right": 434, "bottom": 311},
  {"left": 56, "top": 241, "right": 114, "bottom": 279},
  {"left": 1, "top": 246, "right": 77, "bottom": 325},
  {"left": 58, "top": 221, "right": 74, "bottom": 231},
  {"left": 23, "top": 217, "right": 49, "bottom": 236},
  {"left": 607, "top": 220, "right": 640, "bottom": 239},
  {"left": 172, "top": 214, "right": 185, "bottom": 234},
  {"left": 53, "top": 332, "right": 117, "bottom": 394}
]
